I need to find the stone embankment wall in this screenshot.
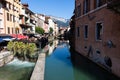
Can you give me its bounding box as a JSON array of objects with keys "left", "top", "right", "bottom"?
[
  {"left": 30, "top": 53, "right": 46, "bottom": 80},
  {"left": 0, "top": 51, "right": 14, "bottom": 67}
]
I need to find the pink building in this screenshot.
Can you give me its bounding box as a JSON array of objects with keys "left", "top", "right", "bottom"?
[{"left": 75, "top": 0, "right": 120, "bottom": 77}]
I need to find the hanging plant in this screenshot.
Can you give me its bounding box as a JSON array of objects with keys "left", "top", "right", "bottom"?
[
  {"left": 17, "top": 42, "right": 25, "bottom": 57},
  {"left": 7, "top": 41, "right": 37, "bottom": 60},
  {"left": 13, "top": 41, "right": 19, "bottom": 55},
  {"left": 7, "top": 41, "right": 14, "bottom": 52},
  {"left": 26, "top": 43, "right": 37, "bottom": 58}
]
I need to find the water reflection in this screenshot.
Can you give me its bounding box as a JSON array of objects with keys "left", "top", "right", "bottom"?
[
  {"left": 0, "top": 58, "right": 35, "bottom": 80},
  {"left": 44, "top": 40, "right": 120, "bottom": 80},
  {"left": 44, "top": 40, "right": 74, "bottom": 80},
  {"left": 46, "top": 40, "right": 59, "bottom": 56},
  {"left": 71, "top": 51, "right": 120, "bottom": 80}
]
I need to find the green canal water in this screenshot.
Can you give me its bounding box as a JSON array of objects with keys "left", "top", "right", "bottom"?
[
  {"left": 0, "top": 40, "right": 119, "bottom": 80},
  {"left": 0, "top": 58, "right": 35, "bottom": 80},
  {"left": 44, "top": 40, "right": 120, "bottom": 80}
]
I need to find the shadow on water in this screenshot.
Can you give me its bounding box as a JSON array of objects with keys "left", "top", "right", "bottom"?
[
  {"left": 45, "top": 40, "right": 120, "bottom": 80},
  {"left": 70, "top": 48, "right": 120, "bottom": 80}
]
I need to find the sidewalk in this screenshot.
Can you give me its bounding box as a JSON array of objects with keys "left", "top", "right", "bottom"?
[{"left": 30, "top": 53, "right": 46, "bottom": 80}]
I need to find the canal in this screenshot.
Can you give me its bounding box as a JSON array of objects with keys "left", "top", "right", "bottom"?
[
  {"left": 44, "top": 40, "right": 120, "bottom": 80},
  {"left": 0, "top": 40, "right": 120, "bottom": 80},
  {"left": 0, "top": 58, "right": 35, "bottom": 80}
]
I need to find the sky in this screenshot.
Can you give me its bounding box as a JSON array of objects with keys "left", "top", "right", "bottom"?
[{"left": 21, "top": 0, "right": 75, "bottom": 19}]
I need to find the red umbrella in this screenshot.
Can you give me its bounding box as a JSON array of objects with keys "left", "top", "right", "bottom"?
[{"left": 11, "top": 34, "right": 28, "bottom": 40}]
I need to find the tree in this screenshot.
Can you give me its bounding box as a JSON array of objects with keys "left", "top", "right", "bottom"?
[
  {"left": 49, "top": 27, "right": 53, "bottom": 34},
  {"left": 35, "top": 27, "right": 45, "bottom": 34}
]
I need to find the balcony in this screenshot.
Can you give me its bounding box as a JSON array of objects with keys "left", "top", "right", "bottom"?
[
  {"left": 19, "top": 20, "right": 32, "bottom": 28},
  {"left": 107, "top": 0, "right": 120, "bottom": 13},
  {"left": 20, "top": 10, "right": 25, "bottom": 16}
]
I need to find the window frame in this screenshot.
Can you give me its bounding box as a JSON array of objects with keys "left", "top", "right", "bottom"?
[
  {"left": 83, "top": 0, "right": 90, "bottom": 14},
  {"left": 94, "top": 0, "right": 107, "bottom": 8},
  {"left": 0, "top": 19, "right": 2, "bottom": 28},
  {"left": 8, "top": 27, "right": 10, "bottom": 34},
  {"left": 77, "top": 26, "right": 80, "bottom": 37},
  {"left": 10, "top": 14, "right": 12, "bottom": 22},
  {"left": 95, "top": 22, "right": 103, "bottom": 41},
  {"left": 84, "top": 24, "right": 88, "bottom": 39},
  {"left": 7, "top": 13, "right": 9, "bottom": 21},
  {"left": 0, "top": 3, "right": 2, "bottom": 13},
  {"left": 75, "top": 4, "right": 81, "bottom": 18}
]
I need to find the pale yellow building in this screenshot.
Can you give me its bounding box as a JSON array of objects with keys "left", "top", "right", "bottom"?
[
  {"left": 0, "top": 0, "right": 6, "bottom": 34},
  {"left": 4, "top": 0, "right": 22, "bottom": 34}
]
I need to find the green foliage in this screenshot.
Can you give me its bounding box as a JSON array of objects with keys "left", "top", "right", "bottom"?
[
  {"left": 49, "top": 27, "right": 53, "bottom": 34},
  {"left": 26, "top": 43, "right": 37, "bottom": 57},
  {"left": 35, "top": 26, "right": 45, "bottom": 34},
  {"left": 7, "top": 41, "right": 37, "bottom": 59},
  {"left": 7, "top": 41, "right": 14, "bottom": 52}
]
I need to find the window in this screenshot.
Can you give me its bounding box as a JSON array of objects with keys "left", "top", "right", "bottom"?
[
  {"left": 0, "top": 3, "right": 2, "bottom": 13},
  {"left": 7, "top": 13, "right": 9, "bottom": 21},
  {"left": 94, "top": 0, "right": 107, "bottom": 8},
  {"left": 9, "top": 3, "right": 11, "bottom": 10},
  {"left": 6, "top": 3, "right": 9, "bottom": 9},
  {"left": 84, "top": 25, "right": 88, "bottom": 39},
  {"left": 12, "top": 28, "right": 14, "bottom": 34},
  {"left": 13, "top": 5, "right": 14, "bottom": 10},
  {"left": 13, "top": 15, "right": 15, "bottom": 22},
  {"left": 0, "top": 19, "right": 2, "bottom": 28},
  {"left": 76, "top": 5, "right": 81, "bottom": 17},
  {"left": 96, "top": 0, "right": 101, "bottom": 7},
  {"left": 10, "top": 14, "right": 12, "bottom": 21},
  {"left": 83, "top": 0, "right": 90, "bottom": 14},
  {"left": 77, "top": 27, "right": 80, "bottom": 37},
  {"left": 11, "top": 4, "right": 13, "bottom": 10},
  {"left": 96, "top": 23, "right": 103, "bottom": 40},
  {"left": 8, "top": 27, "right": 10, "bottom": 34},
  {"left": 96, "top": 49, "right": 101, "bottom": 54}
]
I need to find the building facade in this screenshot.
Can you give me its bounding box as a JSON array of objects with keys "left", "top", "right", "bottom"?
[
  {"left": 54, "top": 22, "right": 59, "bottom": 37},
  {"left": 4, "top": 0, "right": 22, "bottom": 34},
  {"left": 0, "top": 0, "right": 5, "bottom": 34},
  {"left": 69, "top": 15, "right": 75, "bottom": 49},
  {"left": 19, "top": 4, "right": 36, "bottom": 34},
  {"left": 48, "top": 17, "right": 56, "bottom": 35},
  {"left": 75, "top": 0, "right": 120, "bottom": 77},
  {"left": 36, "top": 14, "right": 45, "bottom": 28}
]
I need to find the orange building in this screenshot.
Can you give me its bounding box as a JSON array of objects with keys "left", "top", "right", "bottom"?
[{"left": 75, "top": 0, "right": 120, "bottom": 77}]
